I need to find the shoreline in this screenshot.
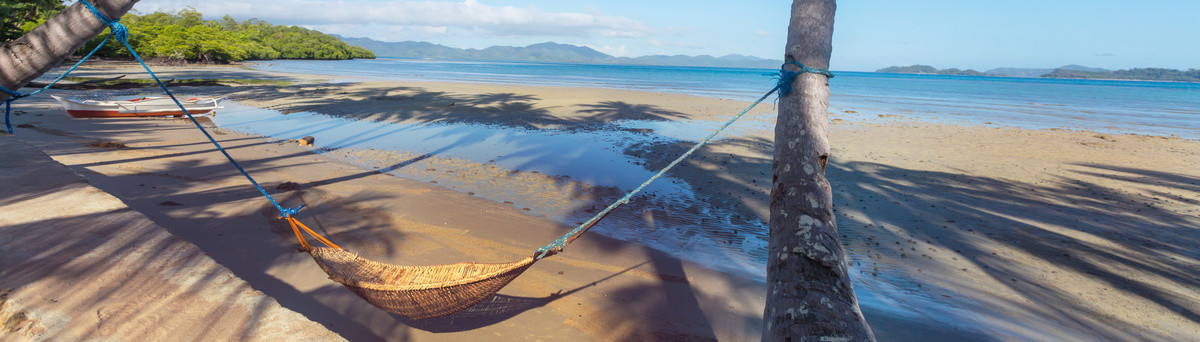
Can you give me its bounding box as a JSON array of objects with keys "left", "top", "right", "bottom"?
[
  {"left": 8, "top": 62, "right": 1200, "bottom": 340},
  {"left": 64, "top": 59, "right": 1200, "bottom": 141}
]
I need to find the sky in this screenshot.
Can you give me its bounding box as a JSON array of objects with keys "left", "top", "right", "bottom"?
[{"left": 133, "top": 0, "right": 1200, "bottom": 72}]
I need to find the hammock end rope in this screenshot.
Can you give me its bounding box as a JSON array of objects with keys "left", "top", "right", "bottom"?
[{"left": 279, "top": 205, "right": 306, "bottom": 218}]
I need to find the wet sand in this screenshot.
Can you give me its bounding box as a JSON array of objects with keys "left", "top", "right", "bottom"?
[{"left": 7, "top": 62, "right": 1200, "bottom": 340}]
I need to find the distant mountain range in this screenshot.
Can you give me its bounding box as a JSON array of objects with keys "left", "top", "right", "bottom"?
[
  {"left": 336, "top": 36, "right": 783, "bottom": 69},
  {"left": 985, "top": 64, "right": 1110, "bottom": 77},
  {"left": 875, "top": 64, "right": 1112, "bottom": 77},
  {"left": 875, "top": 65, "right": 992, "bottom": 76},
  {"left": 877, "top": 64, "right": 1199, "bottom": 82}
]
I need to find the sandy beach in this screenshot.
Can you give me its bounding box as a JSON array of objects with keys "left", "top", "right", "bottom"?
[{"left": 4, "top": 61, "right": 1199, "bottom": 340}]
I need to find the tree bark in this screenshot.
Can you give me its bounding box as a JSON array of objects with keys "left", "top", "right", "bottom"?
[
  {"left": 764, "top": 0, "right": 875, "bottom": 341},
  {"left": 0, "top": 0, "right": 138, "bottom": 101}
]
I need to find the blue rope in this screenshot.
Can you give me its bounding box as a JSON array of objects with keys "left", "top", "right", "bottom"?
[
  {"left": 81, "top": 2, "right": 298, "bottom": 217},
  {"left": 534, "top": 63, "right": 832, "bottom": 259},
  {"left": 2, "top": 0, "right": 293, "bottom": 216},
  {"left": 1, "top": 25, "right": 113, "bottom": 134},
  {"left": 1, "top": 0, "right": 295, "bottom": 216}
]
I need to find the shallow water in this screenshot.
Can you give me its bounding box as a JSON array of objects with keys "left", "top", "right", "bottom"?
[
  {"left": 249, "top": 59, "right": 1200, "bottom": 139},
  {"left": 209, "top": 101, "right": 1000, "bottom": 335},
  {"left": 210, "top": 102, "right": 771, "bottom": 271}
]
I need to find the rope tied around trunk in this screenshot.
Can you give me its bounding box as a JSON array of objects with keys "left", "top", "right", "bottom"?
[{"left": 1, "top": 0, "right": 122, "bottom": 133}]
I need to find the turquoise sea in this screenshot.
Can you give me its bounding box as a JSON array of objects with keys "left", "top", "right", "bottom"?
[{"left": 250, "top": 58, "right": 1200, "bottom": 139}]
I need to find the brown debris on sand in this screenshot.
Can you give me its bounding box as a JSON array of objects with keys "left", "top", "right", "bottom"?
[{"left": 86, "top": 140, "right": 128, "bottom": 149}]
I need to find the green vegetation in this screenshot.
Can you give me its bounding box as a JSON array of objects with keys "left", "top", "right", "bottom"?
[
  {"left": 5, "top": 6, "right": 374, "bottom": 63},
  {"left": 81, "top": 9, "right": 375, "bottom": 63},
  {"left": 0, "top": 0, "right": 63, "bottom": 42},
  {"left": 1043, "top": 68, "right": 1200, "bottom": 82}
]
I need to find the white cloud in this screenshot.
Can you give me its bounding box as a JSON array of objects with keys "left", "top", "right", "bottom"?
[
  {"left": 134, "top": 0, "right": 652, "bottom": 39},
  {"left": 306, "top": 24, "right": 452, "bottom": 41},
  {"left": 754, "top": 30, "right": 770, "bottom": 37}
]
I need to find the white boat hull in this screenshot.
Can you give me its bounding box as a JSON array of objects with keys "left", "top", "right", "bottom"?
[{"left": 51, "top": 95, "right": 222, "bottom": 118}]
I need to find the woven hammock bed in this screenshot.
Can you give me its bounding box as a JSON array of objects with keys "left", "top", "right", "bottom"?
[
  {"left": 284, "top": 213, "right": 581, "bottom": 319},
  {"left": 309, "top": 247, "right": 536, "bottom": 319}
]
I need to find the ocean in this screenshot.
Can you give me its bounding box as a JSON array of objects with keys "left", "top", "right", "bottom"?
[{"left": 250, "top": 58, "right": 1200, "bottom": 139}]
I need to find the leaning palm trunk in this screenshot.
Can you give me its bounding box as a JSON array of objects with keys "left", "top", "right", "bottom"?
[
  {"left": 0, "top": 0, "right": 138, "bottom": 101},
  {"left": 764, "top": 0, "right": 875, "bottom": 340}
]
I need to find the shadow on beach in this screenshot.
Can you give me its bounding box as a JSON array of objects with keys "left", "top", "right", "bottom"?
[
  {"left": 6, "top": 82, "right": 1199, "bottom": 340},
  {"left": 6, "top": 93, "right": 739, "bottom": 340},
  {"left": 231, "top": 84, "right": 690, "bottom": 130}
]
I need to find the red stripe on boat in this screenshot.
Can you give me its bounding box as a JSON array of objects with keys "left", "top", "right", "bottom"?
[{"left": 66, "top": 109, "right": 214, "bottom": 118}]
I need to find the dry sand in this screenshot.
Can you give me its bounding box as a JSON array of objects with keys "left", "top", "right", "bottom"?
[
  {"left": 0, "top": 135, "right": 342, "bottom": 341},
  {"left": 3, "top": 61, "right": 1199, "bottom": 340}
]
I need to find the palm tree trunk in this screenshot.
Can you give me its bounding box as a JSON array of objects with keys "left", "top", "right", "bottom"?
[
  {"left": 0, "top": 0, "right": 139, "bottom": 101},
  {"left": 764, "top": 0, "right": 875, "bottom": 340}
]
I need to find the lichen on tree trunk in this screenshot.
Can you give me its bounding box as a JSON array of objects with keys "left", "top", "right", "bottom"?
[{"left": 764, "top": 0, "right": 875, "bottom": 341}]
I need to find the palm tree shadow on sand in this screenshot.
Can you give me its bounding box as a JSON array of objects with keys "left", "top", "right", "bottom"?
[{"left": 392, "top": 260, "right": 650, "bottom": 332}]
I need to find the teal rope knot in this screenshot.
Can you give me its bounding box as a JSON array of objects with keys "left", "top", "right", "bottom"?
[
  {"left": 777, "top": 61, "right": 834, "bottom": 96},
  {"left": 535, "top": 237, "right": 567, "bottom": 259},
  {"left": 280, "top": 205, "right": 306, "bottom": 218},
  {"left": 109, "top": 22, "right": 129, "bottom": 42},
  {"left": 80, "top": 0, "right": 128, "bottom": 42}
]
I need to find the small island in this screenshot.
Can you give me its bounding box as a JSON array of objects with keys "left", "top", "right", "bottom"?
[
  {"left": 877, "top": 64, "right": 1200, "bottom": 82},
  {"left": 1043, "top": 68, "right": 1200, "bottom": 82},
  {"left": 875, "top": 65, "right": 990, "bottom": 76}
]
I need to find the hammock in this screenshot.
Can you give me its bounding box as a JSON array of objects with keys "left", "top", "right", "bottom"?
[
  {"left": 311, "top": 247, "right": 534, "bottom": 319},
  {"left": 10, "top": 0, "right": 830, "bottom": 319},
  {"left": 286, "top": 216, "right": 541, "bottom": 319},
  {"left": 278, "top": 81, "right": 780, "bottom": 318},
  {"left": 264, "top": 62, "right": 803, "bottom": 318}
]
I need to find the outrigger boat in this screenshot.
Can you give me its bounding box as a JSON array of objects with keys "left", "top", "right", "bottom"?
[{"left": 50, "top": 95, "right": 221, "bottom": 118}]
